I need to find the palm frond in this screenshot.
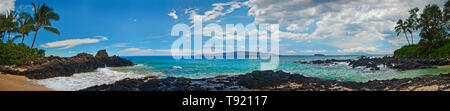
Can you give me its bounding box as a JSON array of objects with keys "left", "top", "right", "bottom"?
[
  {"left": 44, "top": 27, "right": 60, "bottom": 35},
  {"left": 47, "top": 12, "right": 60, "bottom": 21},
  {"left": 23, "top": 24, "right": 34, "bottom": 32},
  {"left": 11, "top": 35, "right": 22, "bottom": 42},
  {"left": 406, "top": 29, "right": 412, "bottom": 34}
]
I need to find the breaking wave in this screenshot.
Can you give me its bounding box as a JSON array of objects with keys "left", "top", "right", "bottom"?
[{"left": 34, "top": 68, "right": 158, "bottom": 91}]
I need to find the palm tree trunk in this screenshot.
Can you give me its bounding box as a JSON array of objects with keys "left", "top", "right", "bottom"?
[
  {"left": 21, "top": 33, "right": 25, "bottom": 44},
  {"left": 404, "top": 32, "right": 410, "bottom": 46},
  {"left": 30, "top": 30, "right": 39, "bottom": 54},
  {"left": 410, "top": 33, "right": 414, "bottom": 45},
  {"left": 7, "top": 32, "right": 10, "bottom": 41}
]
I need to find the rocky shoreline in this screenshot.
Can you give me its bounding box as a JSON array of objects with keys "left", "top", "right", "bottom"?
[
  {"left": 0, "top": 50, "right": 134, "bottom": 79},
  {"left": 81, "top": 70, "right": 450, "bottom": 91},
  {"left": 81, "top": 56, "right": 450, "bottom": 91},
  {"left": 295, "top": 56, "right": 450, "bottom": 71}
]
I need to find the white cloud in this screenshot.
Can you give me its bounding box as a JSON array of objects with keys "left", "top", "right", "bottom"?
[
  {"left": 0, "top": 0, "right": 15, "bottom": 14},
  {"left": 136, "top": 49, "right": 153, "bottom": 54},
  {"left": 388, "top": 36, "right": 410, "bottom": 46},
  {"left": 301, "top": 50, "right": 327, "bottom": 53},
  {"left": 337, "top": 46, "right": 379, "bottom": 53},
  {"left": 185, "top": 1, "right": 248, "bottom": 23},
  {"left": 286, "top": 20, "right": 314, "bottom": 32},
  {"left": 168, "top": 9, "right": 178, "bottom": 20},
  {"left": 276, "top": 31, "right": 310, "bottom": 40},
  {"left": 123, "top": 48, "right": 141, "bottom": 52},
  {"left": 286, "top": 24, "right": 301, "bottom": 31},
  {"left": 40, "top": 36, "right": 108, "bottom": 49},
  {"left": 95, "top": 36, "right": 108, "bottom": 40},
  {"left": 246, "top": 0, "right": 445, "bottom": 49}
]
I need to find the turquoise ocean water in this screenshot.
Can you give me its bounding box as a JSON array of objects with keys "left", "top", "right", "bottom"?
[{"left": 118, "top": 56, "right": 450, "bottom": 82}]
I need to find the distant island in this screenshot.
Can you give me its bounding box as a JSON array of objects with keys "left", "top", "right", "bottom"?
[{"left": 314, "top": 54, "right": 325, "bottom": 56}]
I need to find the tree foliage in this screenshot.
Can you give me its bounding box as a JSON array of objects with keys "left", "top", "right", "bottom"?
[
  {"left": 394, "top": 1, "right": 450, "bottom": 58},
  {"left": 0, "top": 2, "right": 59, "bottom": 65},
  {"left": 0, "top": 42, "right": 45, "bottom": 65}
]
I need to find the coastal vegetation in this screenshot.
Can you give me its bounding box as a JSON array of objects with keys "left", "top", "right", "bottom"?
[
  {"left": 0, "top": 43, "right": 45, "bottom": 65},
  {"left": 0, "top": 3, "right": 59, "bottom": 65},
  {"left": 394, "top": 1, "right": 450, "bottom": 58}
]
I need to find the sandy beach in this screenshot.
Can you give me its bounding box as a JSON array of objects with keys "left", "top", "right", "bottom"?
[
  {"left": 0, "top": 72, "right": 53, "bottom": 91},
  {"left": 438, "top": 65, "right": 450, "bottom": 69}
]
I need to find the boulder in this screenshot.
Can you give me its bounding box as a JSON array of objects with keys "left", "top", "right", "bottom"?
[
  {"left": 95, "top": 49, "right": 109, "bottom": 58},
  {"left": 73, "top": 53, "right": 95, "bottom": 59}
]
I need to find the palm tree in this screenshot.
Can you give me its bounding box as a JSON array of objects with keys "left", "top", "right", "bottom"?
[
  {"left": 17, "top": 12, "right": 34, "bottom": 44},
  {"left": 4, "top": 11, "right": 19, "bottom": 41},
  {"left": 30, "top": 3, "right": 60, "bottom": 51},
  {"left": 395, "top": 19, "right": 411, "bottom": 45},
  {"left": 407, "top": 8, "right": 420, "bottom": 44}
]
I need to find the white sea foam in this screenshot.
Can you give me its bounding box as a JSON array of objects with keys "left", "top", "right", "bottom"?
[
  {"left": 322, "top": 62, "right": 350, "bottom": 68},
  {"left": 33, "top": 68, "right": 155, "bottom": 91},
  {"left": 172, "top": 66, "right": 183, "bottom": 69},
  {"left": 335, "top": 62, "right": 350, "bottom": 66}
]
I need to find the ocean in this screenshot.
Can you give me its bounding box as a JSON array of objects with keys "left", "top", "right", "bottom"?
[{"left": 34, "top": 55, "right": 450, "bottom": 91}]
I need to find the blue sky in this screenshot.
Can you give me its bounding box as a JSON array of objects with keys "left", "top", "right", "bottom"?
[{"left": 2, "top": 0, "right": 447, "bottom": 56}]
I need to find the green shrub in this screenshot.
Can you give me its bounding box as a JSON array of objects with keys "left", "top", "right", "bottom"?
[
  {"left": 417, "top": 39, "right": 450, "bottom": 58},
  {"left": 394, "top": 45, "right": 419, "bottom": 58},
  {"left": 428, "top": 42, "right": 450, "bottom": 58},
  {"left": 0, "top": 42, "right": 45, "bottom": 65},
  {"left": 394, "top": 39, "right": 450, "bottom": 58}
]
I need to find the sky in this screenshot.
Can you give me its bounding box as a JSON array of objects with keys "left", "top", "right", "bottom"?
[{"left": 1, "top": 0, "right": 447, "bottom": 57}]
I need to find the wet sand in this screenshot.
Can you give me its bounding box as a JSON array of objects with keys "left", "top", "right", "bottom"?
[
  {"left": 0, "top": 72, "right": 54, "bottom": 91},
  {"left": 438, "top": 65, "right": 450, "bottom": 69}
]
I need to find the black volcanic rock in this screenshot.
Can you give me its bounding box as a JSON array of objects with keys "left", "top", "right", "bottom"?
[
  {"left": 74, "top": 53, "right": 95, "bottom": 59},
  {"left": 348, "top": 57, "right": 449, "bottom": 71},
  {"left": 0, "top": 50, "right": 134, "bottom": 79},
  {"left": 80, "top": 70, "right": 450, "bottom": 91},
  {"left": 97, "top": 55, "right": 134, "bottom": 67},
  {"left": 236, "top": 70, "right": 292, "bottom": 89},
  {"left": 95, "top": 50, "right": 109, "bottom": 58},
  {"left": 295, "top": 56, "right": 450, "bottom": 71}
]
